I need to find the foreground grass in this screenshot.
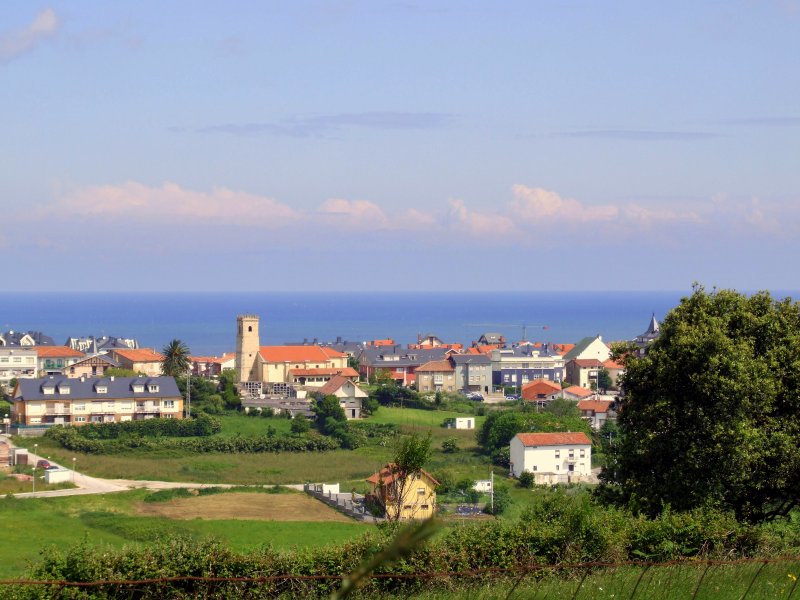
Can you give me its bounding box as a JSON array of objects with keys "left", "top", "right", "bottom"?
[{"left": 0, "top": 489, "right": 369, "bottom": 580}]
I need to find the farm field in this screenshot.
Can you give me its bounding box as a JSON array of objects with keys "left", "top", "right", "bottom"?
[
  {"left": 14, "top": 407, "right": 492, "bottom": 488},
  {"left": 0, "top": 489, "right": 370, "bottom": 580}
]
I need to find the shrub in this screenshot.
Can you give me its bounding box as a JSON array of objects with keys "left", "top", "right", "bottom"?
[
  {"left": 441, "top": 437, "right": 458, "bottom": 453},
  {"left": 518, "top": 471, "right": 535, "bottom": 488}
]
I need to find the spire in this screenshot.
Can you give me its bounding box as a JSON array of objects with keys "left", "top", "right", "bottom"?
[{"left": 647, "top": 313, "right": 660, "bottom": 335}]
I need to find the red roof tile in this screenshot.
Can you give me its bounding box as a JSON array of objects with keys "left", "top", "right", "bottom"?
[
  {"left": 577, "top": 399, "right": 613, "bottom": 413},
  {"left": 515, "top": 432, "right": 591, "bottom": 447},
  {"left": 35, "top": 346, "right": 84, "bottom": 358},
  {"left": 521, "top": 379, "right": 562, "bottom": 400},
  {"left": 416, "top": 360, "right": 454, "bottom": 373},
  {"left": 259, "top": 345, "right": 340, "bottom": 363},
  {"left": 366, "top": 463, "right": 440, "bottom": 486},
  {"left": 572, "top": 358, "right": 604, "bottom": 368},
  {"left": 562, "top": 385, "right": 594, "bottom": 398},
  {"left": 112, "top": 348, "right": 164, "bottom": 362},
  {"left": 602, "top": 358, "right": 624, "bottom": 370}
]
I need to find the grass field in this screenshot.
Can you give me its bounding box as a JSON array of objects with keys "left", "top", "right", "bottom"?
[
  {"left": 0, "top": 489, "right": 370, "bottom": 580},
  {"left": 16, "top": 407, "right": 492, "bottom": 488}
]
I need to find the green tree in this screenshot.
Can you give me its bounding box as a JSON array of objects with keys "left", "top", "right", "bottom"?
[
  {"left": 382, "top": 432, "right": 433, "bottom": 521},
  {"left": 600, "top": 285, "right": 800, "bottom": 522},
  {"left": 477, "top": 409, "right": 590, "bottom": 455},
  {"left": 313, "top": 394, "right": 347, "bottom": 435},
  {"left": 541, "top": 397, "right": 580, "bottom": 418},
  {"left": 161, "top": 339, "right": 191, "bottom": 378},
  {"left": 290, "top": 414, "right": 310, "bottom": 435},
  {"left": 484, "top": 485, "right": 511, "bottom": 516},
  {"left": 441, "top": 437, "right": 458, "bottom": 453},
  {"left": 518, "top": 471, "right": 535, "bottom": 488},
  {"left": 597, "top": 367, "right": 613, "bottom": 391}
]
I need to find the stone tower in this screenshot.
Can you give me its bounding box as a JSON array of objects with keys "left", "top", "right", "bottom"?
[{"left": 235, "top": 314, "right": 260, "bottom": 383}]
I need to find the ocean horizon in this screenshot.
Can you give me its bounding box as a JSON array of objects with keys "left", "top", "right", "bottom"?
[{"left": 2, "top": 290, "right": 797, "bottom": 356}]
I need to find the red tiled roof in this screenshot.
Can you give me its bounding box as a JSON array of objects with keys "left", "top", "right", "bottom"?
[
  {"left": 366, "top": 463, "right": 440, "bottom": 486},
  {"left": 112, "top": 348, "right": 164, "bottom": 362},
  {"left": 571, "top": 358, "right": 604, "bottom": 368},
  {"left": 603, "top": 359, "right": 624, "bottom": 370},
  {"left": 317, "top": 374, "right": 356, "bottom": 396},
  {"left": 36, "top": 346, "right": 84, "bottom": 358},
  {"left": 562, "top": 385, "right": 594, "bottom": 398},
  {"left": 577, "top": 399, "right": 613, "bottom": 413},
  {"left": 259, "top": 345, "right": 340, "bottom": 363},
  {"left": 370, "top": 339, "right": 395, "bottom": 347},
  {"left": 416, "top": 360, "right": 454, "bottom": 373},
  {"left": 551, "top": 343, "right": 575, "bottom": 356},
  {"left": 191, "top": 352, "right": 235, "bottom": 364},
  {"left": 288, "top": 367, "right": 359, "bottom": 377},
  {"left": 515, "top": 432, "right": 591, "bottom": 447},
  {"left": 521, "top": 379, "right": 561, "bottom": 400},
  {"left": 320, "top": 346, "right": 347, "bottom": 359}
]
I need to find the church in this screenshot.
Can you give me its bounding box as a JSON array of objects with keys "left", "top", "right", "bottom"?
[{"left": 234, "top": 315, "right": 359, "bottom": 393}]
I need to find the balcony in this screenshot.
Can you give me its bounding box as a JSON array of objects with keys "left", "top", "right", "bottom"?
[
  {"left": 135, "top": 404, "right": 161, "bottom": 413},
  {"left": 44, "top": 408, "right": 71, "bottom": 416}
]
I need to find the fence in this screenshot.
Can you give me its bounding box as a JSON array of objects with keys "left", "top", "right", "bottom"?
[{"left": 1, "top": 556, "right": 798, "bottom": 599}]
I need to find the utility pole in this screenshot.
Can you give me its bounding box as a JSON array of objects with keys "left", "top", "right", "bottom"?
[
  {"left": 186, "top": 368, "right": 191, "bottom": 418},
  {"left": 490, "top": 470, "right": 494, "bottom": 514}
]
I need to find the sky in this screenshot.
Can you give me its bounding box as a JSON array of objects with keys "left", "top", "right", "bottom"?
[{"left": 2, "top": 1, "right": 799, "bottom": 292}]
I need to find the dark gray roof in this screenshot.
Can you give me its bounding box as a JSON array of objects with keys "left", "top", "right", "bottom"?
[
  {"left": 635, "top": 314, "right": 661, "bottom": 343},
  {"left": 359, "top": 346, "right": 449, "bottom": 368},
  {"left": 1, "top": 331, "right": 55, "bottom": 346},
  {"left": 451, "top": 354, "right": 491, "bottom": 365},
  {"left": 15, "top": 376, "right": 180, "bottom": 402}
]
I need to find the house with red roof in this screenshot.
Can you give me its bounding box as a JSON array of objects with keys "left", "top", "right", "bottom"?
[
  {"left": 561, "top": 384, "right": 595, "bottom": 401},
  {"left": 108, "top": 348, "right": 164, "bottom": 377},
  {"left": 521, "top": 379, "right": 562, "bottom": 403},
  {"left": 415, "top": 359, "right": 456, "bottom": 393},
  {"left": 190, "top": 352, "right": 236, "bottom": 378},
  {"left": 366, "top": 463, "right": 438, "bottom": 521},
  {"left": 315, "top": 374, "right": 367, "bottom": 419},
  {"left": 36, "top": 346, "right": 85, "bottom": 376},
  {"left": 577, "top": 399, "right": 615, "bottom": 430},
  {"left": 510, "top": 432, "right": 592, "bottom": 484},
  {"left": 565, "top": 358, "right": 604, "bottom": 389}
]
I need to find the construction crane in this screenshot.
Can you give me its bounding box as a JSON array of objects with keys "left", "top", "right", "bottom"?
[{"left": 465, "top": 323, "right": 549, "bottom": 343}]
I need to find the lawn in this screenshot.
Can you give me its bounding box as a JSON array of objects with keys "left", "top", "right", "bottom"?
[{"left": 0, "top": 489, "right": 371, "bottom": 580}]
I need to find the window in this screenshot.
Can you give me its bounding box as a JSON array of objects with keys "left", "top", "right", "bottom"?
[
  {"left": 132, "top": 384, "right": 144, "bottom": 393},
  {"left": 164, "top": 414, "right": 174, "bottom": 419},
  {"left": 533, "top": 465, "right": 538, "bottom": 471},
  {"left": 417, "top": 487, "right": 426, "bottom": 495},
  {"left": 95, "top": 386, "right": 107, "bottom": 394},
  {"left": 580, "top": 449, "right": 585, "bottom": 458},
  {"left": 148, "top": 385, "right": 159, "bottom": 393},
  {"left": 14, "top": 357, "right": 23, "bottom": 363},
  {"left": 554, "top": 450, "right": 560, "bottom": 458},
  {"left": 121, "top": 402, "right": 132, "bottom": 409},
  {"left": 164, "top": 400, "right": 175, "bottom": 408},
  {"left": 556, "top": 465, "right": 560, "bottom": 471},
  {"left": 74, "top": 404, "right": 85, "bottom": 411},
  {"left": 74, "top": 416, "right": 86, "bottom": 423},
  {"left": 58, "top": 385, "right": 70, "bottom": 394},
  {"left": 29, "top": 417, "right": 41, "bottom": 424},
  {"left": 421, "top": 504, "right": 429, "bottom": 510}
]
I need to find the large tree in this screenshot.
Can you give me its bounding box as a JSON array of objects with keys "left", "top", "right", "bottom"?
[
  {"left": 161, "top": 339, "right": 191, "bottom": 378},
  {"left": 600, "top": 285, "right": 800, "bottom": 522}
]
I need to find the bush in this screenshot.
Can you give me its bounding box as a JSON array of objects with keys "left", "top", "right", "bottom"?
[
  {"left": 518, "top": 471, "right": 535, "bottom": 488},
  {"left": 441, "top": 437, "right": 458, "bottom": 453},
  {"left": 53, "top": 415, "right": 222, "bottom": 441}
]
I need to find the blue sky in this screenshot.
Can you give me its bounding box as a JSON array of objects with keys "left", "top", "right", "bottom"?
[{"left": 2, "top": 1, "right": 799, "bottom": 292}]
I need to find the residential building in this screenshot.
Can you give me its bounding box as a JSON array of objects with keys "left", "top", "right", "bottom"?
[
  {"left": 316, "top": 374, "right": 367, "bottom": 419},
  {"left": 521, "top": 379, "right": 562, "bottom": 403},
  {"left": 602, "top": 358, "right": 624, "bottom": 390},
  {"left": 577, "top": 399, "right": 615, "bottom": 430},
  {"left": 0, "top": 331, "right": 54, "bottom": 346},
  {"left": 474, "top": 332, "right": 506, "bottom": 346},
  {"left": 190, "top": 353, "right": 236, "bottom": 378},
  {"left": 633, "top": 314, "right": 661, "bottom": 356},
  {"left": 65, "top": 336, "right": 139, "bottom": 353},
  {"left": 509, "top": 432, "right": 592, "bottom": 484},
  {"left": 357, "top": 345, "right": 448, "bottom": 386},
  {"left": 36, "top": 346, "right": 85, "bottom": 376},
  {"left": 64, "top": 353, "right": 120, "bottom": 378},
  {"left": 562, "top": 336, "right": 611, "bottom": 363},
  {"left": 108, "top": 348, "right": 164, "bottom": 377},
  {"left": 366, "top": 464, "right": 438, "bottom": 520},
  {"left": 451, "top": 354, "right": 492, "bottom": 394},
  {"left": 11, "top": 375, "right": 183, "bottom": 427},
  {"left": 0, "top": 348, "right": 37, "bottom": 385},
  {"left": 491, "top": 344, "right": 566, "bottom": 390},
  {"left": 565, "top": 358, "right": 604, "bottom": 389},
  {"left": 415, "top": 360, "right": 456, "bottom": 392}
]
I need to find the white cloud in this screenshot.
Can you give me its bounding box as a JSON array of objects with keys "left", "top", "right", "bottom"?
[
  {"left": 447, "top": 199, "right": 517, "bottom": 237},
  {"left": 319, "top": 198, "right": 390, "bottom": 228},
  {"left": 1, "top": 8, "right": 58, "bottom": 65},
  {"left": 510, "top": 185, "right": 619, "bottom": 223},
  {"left": 51, "top": 181, "right": 297, "bottom": 226}
]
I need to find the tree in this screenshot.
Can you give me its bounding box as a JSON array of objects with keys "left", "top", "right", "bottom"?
[
  {"left": 441, "top": 437, "right": 458, "bottom": 453},
  {"left": 161, "top": 339, "right": 191, "bottom": 378},
  {"left": 600, "top": 285, "right": 800, "bottom": 522},
  {"left": 541, "top": 397, "right": 580, "bottom": 419},
  {"left": 597, "top": 367, "right": 613, "bottom": 392},
  {"left": 381, "top": 432, "right": 433, "bottom": 522},
  {"left": 290, "top": 414, "right": 310, "bottom": 435},
  {"left": 313, "top": 394, "right": 347, "bottom": 435}
]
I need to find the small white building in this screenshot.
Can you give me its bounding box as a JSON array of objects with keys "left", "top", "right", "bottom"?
[
  {"left": 473, "top": 479, "right": 493, "bottom": 493},
  {"left": 445, "top": 417, "right": 475, "bottom": 430},
  {"left": 510, "top": 432, "right": 592, "bottom": 484}
]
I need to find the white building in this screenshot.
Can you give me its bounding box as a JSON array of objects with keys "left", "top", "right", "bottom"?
[
  {"left": 0, "top": 348, "right": 38, "bottom": 385},
  {"left": 509, "top": 432, "right": 592, "bottom": 484},
  {"left": 445, "top": 417, "right": 475, "bottom": 430}
]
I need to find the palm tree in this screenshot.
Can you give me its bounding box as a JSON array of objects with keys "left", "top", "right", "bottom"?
[{"left": 161, "top": 339, "right": 191, "bottom": 377}]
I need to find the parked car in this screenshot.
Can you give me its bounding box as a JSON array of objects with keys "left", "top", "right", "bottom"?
[
  {"left": 35, "top": 459, "right": 51, "bottom": 470},
  {"left": 504, "top": 394, "right": 520, "bottom": 400}
]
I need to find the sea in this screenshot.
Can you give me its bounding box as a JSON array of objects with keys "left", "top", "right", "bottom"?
[{"left": 1, "top": 290, "right": 796, "bottom": 356}]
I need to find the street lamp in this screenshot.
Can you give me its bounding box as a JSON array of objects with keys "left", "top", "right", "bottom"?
[
  {"left": 72, "top": 457, "right": 76, "bottom": 484},
  {"left": 186, "top": 367, "right": 191, "bottom": 418}
]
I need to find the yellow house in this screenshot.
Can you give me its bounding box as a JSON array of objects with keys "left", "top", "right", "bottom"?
[{"left": 366, "top": 463, "right": 438, "bottom": 520}]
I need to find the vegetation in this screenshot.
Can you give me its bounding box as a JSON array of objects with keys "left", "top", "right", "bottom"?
[
  {"left": 161, "top": 339, "right": 191, "bottom": 378},
  {"left": 601, "top": 285, "right": 800, "bottom": 522},
  {"left": 381, "top": 432, "right": 433, "bottom": 521}
]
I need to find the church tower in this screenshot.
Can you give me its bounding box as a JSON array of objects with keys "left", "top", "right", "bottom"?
[{"left": 235, "top": 314, "right": 260, "bottom": 383}]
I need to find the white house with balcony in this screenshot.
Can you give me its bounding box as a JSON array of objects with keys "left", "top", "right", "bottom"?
[{"left": 509, "top": 432, "right": 592, "bottom": 484}]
